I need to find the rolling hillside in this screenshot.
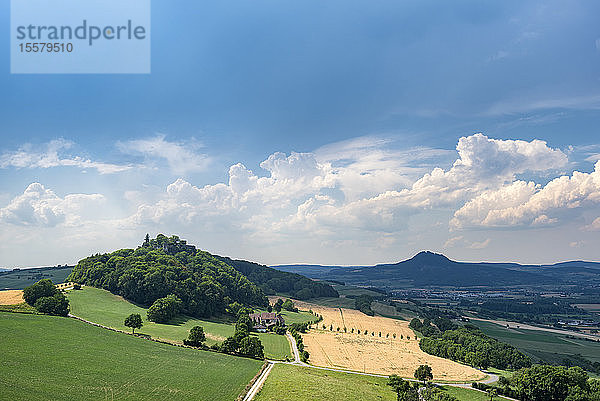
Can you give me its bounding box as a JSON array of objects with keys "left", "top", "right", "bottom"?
[
  {"left": 273, "top": 251, "right": 600, "bottom": 290},
  {"left": 0, "top": 312, "right": 262, "bottom": 401}
]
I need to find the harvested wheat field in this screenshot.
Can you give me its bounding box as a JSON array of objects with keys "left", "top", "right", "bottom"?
[
  {"left": 0, "top": 290, "right": 24, "bottom": 305},
  {"left": 296, "top": 301, "right": 485, "bottom": 382}
]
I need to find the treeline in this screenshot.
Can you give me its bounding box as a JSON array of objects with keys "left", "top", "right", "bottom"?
[
  {"left": 214, "top": 313, "right": 264, "bottom": 359},
  {"left": 355, "top": 295, "right": 374, "bottom": 316},
  {"left": 419, "top": 324, "right": 531, "bottom": 370},
  {"left": 68, "top": 235, "right": 267, "bottom": 318},
  {"left": 479, "top": 365, "right": 600, "bottom": 401},
  {"left": 409, "top": 317, "right": 456, "bottom": 336},
  {"left": 216, "top": 256, "right": 339, "bottom": 300}
]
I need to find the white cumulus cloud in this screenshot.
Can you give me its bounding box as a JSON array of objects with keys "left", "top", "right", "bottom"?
[
  {"left": 451, "top": 161, "right": 600, "bottom": 228},
  {"left": 0, "top": 183, "right": 105, "bottom": 227}
]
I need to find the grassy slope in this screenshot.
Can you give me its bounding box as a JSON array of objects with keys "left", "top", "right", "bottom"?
[
  {"left": 472, "top": 320, "right": 600, "bottom": 363},
  {"left": 0, "top": 312, "right": 261, "bottom": 401},
  {"left": 440, "top": 386, "right": 512, "bottom": 401},
  {"left": 254, "top": 364, "right": 395, "bottom": 401},
  {"left": 254, "top": 364, "right": 508, "bottom": 401},
  {"left": 67, "top": 286, "right": 291, "bottom": 360}
]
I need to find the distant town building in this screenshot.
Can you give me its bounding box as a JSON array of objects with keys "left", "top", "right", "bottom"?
[{"left": 248, "top": 312, "right": 285, "bottom": 332}]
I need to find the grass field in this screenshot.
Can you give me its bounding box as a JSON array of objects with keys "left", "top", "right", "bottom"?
[
  {"left": 472, "top": 320, "right": 600, "bottom": 364},
  {"left": 254, "top": 364, "right": 506, "bottom": 401},
  {"left": 295, "top": 302, "right": 484, "bottom": 382},
  {"left": 0, "top": 266, "right": 73, "bottom": 289},
  {"left": 440, "top": 386, "right": 512, "bottom": 401},
  {"left": 0, "top": 312, "right": 262, "bottom": 401},
  {"left": 67, "top": 286, "right": 291, "bottom": 360},
  {"left": 254, "top": 364, "right": 396, "bottom": 401}
]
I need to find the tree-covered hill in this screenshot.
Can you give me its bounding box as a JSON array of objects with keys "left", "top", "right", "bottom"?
[
  {"left": 68, "top": 235, "right": 267, "bottom": 318},
  {"left": 216, "top": 256, "right": 339, "bottom": 300}
]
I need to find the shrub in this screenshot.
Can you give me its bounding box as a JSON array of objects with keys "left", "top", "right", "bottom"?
[
  {"left": 147, "top": 294, "right": 182, "bottom": 323},
  {"left": 34, "top": 293, "right": 69, "bottom": 316},
  {"left": 23, "top": 279, "right": 57, "bottom": 306}
]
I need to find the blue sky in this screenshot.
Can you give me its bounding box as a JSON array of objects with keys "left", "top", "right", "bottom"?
[{"left": 1, "top": 0, "right": 600, "bottom": 267}]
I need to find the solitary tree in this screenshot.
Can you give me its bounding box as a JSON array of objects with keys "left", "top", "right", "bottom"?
[
  {"left": 414, "top": 364, "right": 433, "bottom": 386},
  {"left": 184, "top": 326, "right": 206, "bottom": 347},
  {"left": 124, "top": 313, "right": 143, "bottom": 334},
  {"left": 387, "top": 375, "right": 410, "bottom": 401}
]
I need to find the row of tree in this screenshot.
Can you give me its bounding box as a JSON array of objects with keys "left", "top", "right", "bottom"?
[
  {"left": 216, "top": 313, "right": 264, "bottom": 359},
  {"left": 418, "top": 324, "right": 531, "bottom": 370},
  {"left": 509, "top": 365, "right": 600, "bottom": 401}
]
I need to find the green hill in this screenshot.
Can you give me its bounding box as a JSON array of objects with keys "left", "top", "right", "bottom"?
[
  {"left": 67, "top": 286, "right": 296, "bottom": 360},
  {"left": 0, "top": 266, "right": 73, "bottom": 289},
  {"left": 217, "top": 256, "right": 338, "bottom": 300},
  {"left": 68, "top": 235, "right": 267, "bottom": 318},
  {"left": 0, "top": 312, "right": 262, "bottom": 401}
]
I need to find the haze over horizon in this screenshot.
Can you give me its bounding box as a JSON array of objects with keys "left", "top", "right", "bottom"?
[{"left": 1, "top": 1, "right": 600, "bottom": 267}]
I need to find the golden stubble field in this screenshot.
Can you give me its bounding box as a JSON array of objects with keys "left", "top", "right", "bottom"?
[
  {"left": 0, "top": 290, "right": 24, "bottom": 305},
  {"left": 294, "top": 300, "right": 485, "bottom": 382}
]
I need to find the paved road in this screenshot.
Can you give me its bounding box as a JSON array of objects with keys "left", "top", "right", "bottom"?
[
  {"left": 285, "top": 333, "right": 308, "bottom": 366},
  {"left": 242, "top": 362, "right": 274, "bottom": 401}
]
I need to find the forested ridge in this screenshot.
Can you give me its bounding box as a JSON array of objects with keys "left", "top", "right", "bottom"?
[
  {"left": 68, "top": 235, "right": 267, "bottom": 318},
  {"left": 216, "top": 256, "right": 339, "bottom": 300},
  {"left": 418, "top": 323, "right": 532, "bottom": 370}
]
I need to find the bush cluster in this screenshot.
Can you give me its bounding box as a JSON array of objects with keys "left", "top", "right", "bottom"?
[{"left": 23, "top": 279, "right": 69, "bottom": 316}]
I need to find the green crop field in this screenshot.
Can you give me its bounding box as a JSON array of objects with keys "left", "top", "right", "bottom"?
[
  {"left": 0, "top": 266, "right": 73, "bottom": 289},
  {"left": 0, "top": 312, "right": 262, "bottom": 401},
  {"left": 472, "top": 320, "right": 600, "bottom": 364},
  {"left": 254, "top": 364, "right": 396, "bottom": 401},
  {"left": 254, "top": 364, "right": 509, "bottom": 401},
  {"left": 439, "top": 386, "right": 512, "bottom": 401},
  {"left": 67, "top": 286, "right": 291, "bottom": 360}
]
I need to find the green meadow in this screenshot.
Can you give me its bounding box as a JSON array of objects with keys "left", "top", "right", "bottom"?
[
  {"left": 472, "top": 320, "right": 600, "bottom": 364},
  {"left": 67, "top": 286, "right": 293, "bottom": 360},
  {"left": 254, "top": 364, "right": 510, "bottom": 401},
  {"left": 0, "top": 312, "right": 262, "bottom": 401}
]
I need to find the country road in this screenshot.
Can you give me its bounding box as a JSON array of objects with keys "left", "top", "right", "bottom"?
[{"left": 242, "top": 362, "right": 274, "bottom": 401}]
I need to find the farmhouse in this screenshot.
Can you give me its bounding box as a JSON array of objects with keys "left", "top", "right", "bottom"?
[{"left": 249, "top": 312, "right": 285, "bottom": 332}]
